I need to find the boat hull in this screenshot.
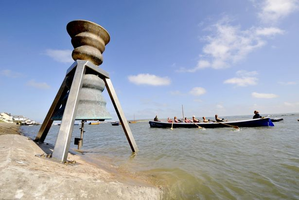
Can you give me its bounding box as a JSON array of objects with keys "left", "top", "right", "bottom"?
[
  {"left": 149, "top": 118, "right": 274, "bottom": 128},
  {"left": 111, "top": 122, "right": 120, "bottom": 126}
]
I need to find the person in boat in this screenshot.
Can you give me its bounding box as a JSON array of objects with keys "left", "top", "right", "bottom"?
[
  {"left": 215, "top": 114, "right": 225, "bottom": 122},
  {"left": 184, "top": 117, "right": 192, "bottom": 123},
  {"left": 253, "top": 110, "right": 262, "bottom": 119},
  {"left": 174, "top": 116, "right": 179, "bottom": 123},
  {"left": 167, "top": 117, "right": 173, "bottom": 123},
  {"left": 154, "top": 115, "right": 159, "bottom": 121},
  {"left": 192, "top": 115, "right": 199, "bottom": 123},
  {"left": 202, "top": 116, "right": 209, "bottom": 122}
]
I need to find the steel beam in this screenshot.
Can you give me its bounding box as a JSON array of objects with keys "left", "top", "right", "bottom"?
[
  {"left": 104, "top": 78, "right": 138, "bottom": 152},
  {"left": 35, "top": 77, "right": 68, "bottom": 143},
  {"left": 52, "top": 62, "right": 86, "bottom": 162}
]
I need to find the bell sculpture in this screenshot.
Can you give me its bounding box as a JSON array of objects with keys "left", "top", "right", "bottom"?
[{"left": 35, "top": 20, "right": 138, "bottom": 163}]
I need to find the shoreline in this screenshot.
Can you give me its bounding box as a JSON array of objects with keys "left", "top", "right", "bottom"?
[
  {"left": 0, "top": 122, "right": 21, "bottom": 136},
  {"left": 0, "top": 123, "right": 163, "bottom": 199}
]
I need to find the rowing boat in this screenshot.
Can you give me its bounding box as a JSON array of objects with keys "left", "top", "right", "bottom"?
[{"left": 149, "top": 117, "right": 274, "bottom": 128}]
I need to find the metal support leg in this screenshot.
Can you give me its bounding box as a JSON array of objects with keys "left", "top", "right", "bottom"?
[
  {"left": 35, "top": 77, "right": 68, "bottom": 143},
  {"left": 104, "top": 78, "right": 138, "bottom": 152},
  {"left": 52, "top": 63, "right": 86, "bottom": 162}
]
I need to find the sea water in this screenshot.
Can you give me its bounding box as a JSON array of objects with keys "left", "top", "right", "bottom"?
[{"left": 22, "top": 113, "right": 299, "bottom": 199}]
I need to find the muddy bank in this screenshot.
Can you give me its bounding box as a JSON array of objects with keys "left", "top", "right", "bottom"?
[
  {"left": 0, "top": 122, "right": 20, "bottom": 136},
  {"left": 0, "top": 123, "right": 162, "bottom": 199}
]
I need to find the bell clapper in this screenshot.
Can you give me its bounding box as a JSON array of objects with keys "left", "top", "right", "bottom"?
[{"left": 78, "top": 120, "right": 86, "bottom": 150}]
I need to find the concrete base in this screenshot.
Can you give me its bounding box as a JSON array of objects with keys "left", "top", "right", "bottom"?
[{"left": 0, "top": 133, "right": 162, "bottom": 199}]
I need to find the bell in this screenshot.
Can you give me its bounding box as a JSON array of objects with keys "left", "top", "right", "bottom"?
[
  {"left": 52, "top": 74, "right": 111, "bottom": 121},
  {"left": 67, "top": 20, "right": 110, "bottom": 66}
]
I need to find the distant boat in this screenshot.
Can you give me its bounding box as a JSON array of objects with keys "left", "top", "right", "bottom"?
[
  {"left": 270, "top": 118, "right": 283, "bottom": 122},
  {"left": 129, "top": 114, "right": 137, "bottom": 124},
  {"left": 111, "top": 121, "right": 120, "bottom": 126},
  {"left": 149, "top": 117, "right": 274, "bottom": 128},
  {"left": 89, "top": 122, "right": 100, "bottom": 125}
]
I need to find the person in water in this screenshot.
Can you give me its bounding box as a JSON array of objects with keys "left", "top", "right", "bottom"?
[
  {"left": 253, "top": 110, "right": 262, "bottom": 119},
  {"left": 215, "top": 114, "right": 225, "bottom": 122}
]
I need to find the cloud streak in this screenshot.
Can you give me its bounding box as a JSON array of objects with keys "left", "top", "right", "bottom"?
[
  {"left": 224, "top": 70, "right": 258, "bottom": 87},
  {"left": 189, "top": 87, "right": 206, "bottom": 96},
  {"left": 284, "top": 101, "right": 299, "bottom": 106},
  {"left": 278, "top": 81, "right": 297, "bottom": 85},
  {"left": 0, "top": 70, "right": 23, "bottom": 78},
  {"left": 252, "top": 92, "right": 278, "bottom": 98},
  {"left": 27, "top": 80, "right": 51, "bottom": 89},
  {"left": 45, "top": 49, "right": 73, "bottom": 63},
  {"left": 128, "top": 74, "right": 171, "bottom": 86}
]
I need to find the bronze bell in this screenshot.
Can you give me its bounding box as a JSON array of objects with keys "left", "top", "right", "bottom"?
[
  {"left": 67, "top": 20, "right": 110, "bottom": 66},
  {"left": 52, "top": 74, "right": 111, "bottom": 121}
]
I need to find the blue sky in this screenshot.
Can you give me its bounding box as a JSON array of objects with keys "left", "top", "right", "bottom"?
[{"left": 1, "top": 0, "right": 299, "bottom": 122}]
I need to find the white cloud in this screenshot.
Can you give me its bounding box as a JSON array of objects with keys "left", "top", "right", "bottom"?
[
  {"left": 252, "top": 92, "right": 278, "bottom": 98},
  {"left": 45, "top": 49, "right": 73, "bottom": 63},
  {"left": 128, "top": 74, "right": 171, "bottom": 86},
  {"left": 224, "top": 70, "right": 258, "bottom": 87},
  {"left": 182, "top": 60, "right": 211, "bottom": 72},
  {"left": 189, "top": 87, "right": 206, "bottom": 96},
  {"left": 180, "top": 0, "right": 296, "bottom": 73},
  {"left": 27, "top": 80, "right": 51, "bottom": 89},
  {"left": 258, "top": 0, "right": 299, "bottom": 24},
  {"left": 0, "top": 69, "right": 22, "bottom": 78},
  {"left": 224, "top": 77, "right": 258, "bottom": 87},
  {"left": 255, "top": 27, "right": 285, "bottom": 36},
  {"left": 182, "top": 16, "right": 285, "bottom": 72}
]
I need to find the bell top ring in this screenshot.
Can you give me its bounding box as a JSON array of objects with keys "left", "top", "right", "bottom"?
[{"left": 67, "top": 20, "right": 110, "bottom": 66}]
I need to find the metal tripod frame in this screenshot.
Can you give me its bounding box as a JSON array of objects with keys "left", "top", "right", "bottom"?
[{"left": 35, "top": 60, "right": 138, "bottom": 162}]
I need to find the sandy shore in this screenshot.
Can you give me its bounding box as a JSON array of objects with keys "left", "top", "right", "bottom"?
[
  {"left": 0, "top": 123, "right": 162, "bottom": 199},
  {"left": 0, "top": 122, "right": 21, "bottom": 136}
]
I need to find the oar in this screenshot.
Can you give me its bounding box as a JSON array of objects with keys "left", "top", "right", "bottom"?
[
  {"left": 218, "top": 121, "right": 239, "bottom": 130},
  {"left": 193, "top": 122, "right": 203, "bottom": 129},
  {"left": 171, "top": 122, "right": 174, "bottom": 130}
]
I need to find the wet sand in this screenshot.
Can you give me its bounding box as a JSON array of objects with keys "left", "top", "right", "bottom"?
[{"left": 0, "top": 123, "right": 162, "bottom": 199}]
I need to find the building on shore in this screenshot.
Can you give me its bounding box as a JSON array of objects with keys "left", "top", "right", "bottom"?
[
  {"left": 0, "top": 112, "right": 14, "bottom": 123},
  {"left": 0, "top": 112, "right": 39, "bottom": 125}
]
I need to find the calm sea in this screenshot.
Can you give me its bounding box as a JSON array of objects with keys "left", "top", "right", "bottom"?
[{"left": 22, "top": 113, "right": 299, "bottom": 199}]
